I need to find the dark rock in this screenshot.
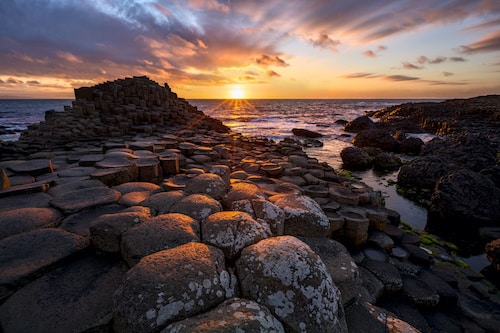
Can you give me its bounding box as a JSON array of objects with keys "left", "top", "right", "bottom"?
[
  {"left": 362, "top": 246, "right": 389, "bottom": 262},
  {"left": 59, "top": 204, "right": 124, "bottom": 237},
  {"left": 120, "top": 213, "right": 200, "bottom": 267},
  {"left": 417, "top": 269, "right": 458, "bottom": 303},
  {"left": 236, "top": 236, "right": 348, "bottom": 333},
  {"left": 139, "top": 190, "right": 184, "bottom": 215},
  {"left": 4, "top": 159, "right": 54, "bottom": 176},
  {"left": 340, "top": 147, "right": 371, "bottom": 170},
  {"left": 402, "top": 244, "right": 433, "bottom": 266},
  {"left": 161, "top": 298, "right": 285, "bottom": 332},
  {"left": 335, "top": 119, "right": 348, "bottom": 126},
  {"left": 423, "top": 311, "right": 462, "bottom": 333},
  {"left": 50, "top": 186, "right": 121, "bottom": 214},
  {"left": 344, "top": 116, "right": 374, "bottom": 133},
  {"left": 0, "top": 228, "right": 88, "bottom": 301},
  {"left": 0, "top": 192, "right": 52, "bottom": 213},
  {"left": 292, "top": 128, "right": 323, "bottom": 138},
  {"left": 113, "top": 242, "right": 232, "bottom": 333},
  {"left": 399, "top": 136, "right": 424, "bottom": 155},
  {"left": 431, "top": 169, "right": 500, "bottom": 224},
  {"left": 352, "top": 129, "right": 399, "bottom": 152},
  {"left": 0, "top": 256, "right": 128, "bottom": 333},
  {"left": 372, "top": 152, "right": 402, "bottom": 171},
  {"left": 0, "top": 207, "right": 63, "bottom": 240},
  {"left": 400, "top": 273, "right": 440, "bottom": 307},
  {"left": 485, "top": 239, "right": 500, "bottom": 272},
  {"left": 376, "top": 297, "right": 431, "bottom": 332},
  {"left": 398, "top": 155, "right": 456, "bottom": 190},
  {"left": 358, "top": 266, "right": 384, "bottom": 303},
  {"left": 360, "top": 258, "right": 402, "bottom": 292}
]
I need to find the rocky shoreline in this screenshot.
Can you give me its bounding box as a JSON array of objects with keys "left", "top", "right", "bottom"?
[{"left": 1, "top": 77, "right": 499, "bottom": 332}]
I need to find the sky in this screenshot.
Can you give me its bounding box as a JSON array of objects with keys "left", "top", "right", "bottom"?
[{"left": 0, "top": 0, "right": 499, "bottom": 99}]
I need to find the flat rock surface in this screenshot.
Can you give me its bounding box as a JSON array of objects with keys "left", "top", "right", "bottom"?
[
  {"left": 50, "top": 186, "right": 121, "bottom": 214},
  {"left": 0, "top": 207, "right": 63, "bottom": 240},
  {"left": 0, "top": 228, "right": 88, "bottom": 301}
]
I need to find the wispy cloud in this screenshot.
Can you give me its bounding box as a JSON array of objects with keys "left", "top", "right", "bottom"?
[
  {"left": 363, "top": 45, "right": 387, "bottom": 58},
  {"left": 417, "top": 56, "right": 447, "bottom": 64},
  {"left": 256, "top": 55, "right": 289, "bottom": 67},
  {"left": 308, "top": 33, "right": 340, "bottom": 52},
  {"left": 344, "top": 71, "right": 467, "bottom": 86},
  {"left": 267, "top": 70, "right": 281, "bottom": 77},
  {"left": 402, "top": 62, "right": 424, "bottom": 70}
]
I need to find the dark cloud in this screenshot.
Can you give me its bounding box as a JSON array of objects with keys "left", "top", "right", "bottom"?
[
  {"left": 267, "top": 70, "right": 281, "bottom": 77},
  {"left": 450, "top": 56, "right": 467, "bottom": 62},
  {"left": 466, "top": 31, "right": 500, "bottom": 53},
  {"left": 402, "top": 62, "right": 424, "bottom": 70},
  {"left": 27, "top": 80, "right": 41, "bottom": 85},
  {"left": 442, "top": 72, "right": 454, "bottom": 77},
  {"left": 255, "top": 55, "right": 289, "bottom": 67},
  {"left": 344, "top": 71, "right": 467, "bottom": 86},
  {"left": 308, "top": 34, "right": 340, "bottom": 52},
  {"left": 417, "top": 56, "right": 447, "bottom": 64},
  {"left": 343, "top": 72, "right": 380, "bottom": 79},
  {"left": 385, "top": 75, "right": 420, "bottom": 81}
]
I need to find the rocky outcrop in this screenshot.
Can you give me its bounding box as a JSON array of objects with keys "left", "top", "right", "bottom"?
[{"left": 344, "top": 115, "right": 374, "bottom": 133}]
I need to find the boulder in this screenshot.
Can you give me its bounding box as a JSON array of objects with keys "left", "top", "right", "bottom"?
[
  {"left": 161, "top": 298, "right": 285, "bottom": 333},
  {"left": 344, "top": 115, "right": 374, "bottom": 133},
  {"left": 202, "top": 211, "right": 271, "bottom": 261},
  {"left": 269, "top": 193, "right": 330, "bottom": 237},
  {"left": 184, "top": 173, "right": 229, "bottom": 200},
  {"left": 340, "top": 147, "right": 371, "bottom": 170},
  {"left": 292, "top": 128, "right": 323, "bottom": 138},
  {"left": 236, "top": 236, "right": 347, "bottom": 333},
  {"left": 431, "top": 169, "right": 500, "bottom": 223},
  {"left": 170, "top": 193, "right": 222, "bottom": 221},
  {"left": 0, "top": 256, "right": 128, "bottom": 333},
  {"left": 372, "top": 152, "right": 402, "bottom": 171},
  {"left": 140, "top": 190, "right": 184, "bottom": 215},
  {"left": 113, "top": 242, "right": 232, "bottom": 333},
  {"left": 400, "top": 137, "right": 424, "bottom": 155},
  {"left": 398, "top": 156, "right": 457, "bottom": 190},
  {"left": 222, "top": 181, "right": 266, "bottom": 209},
  {"left": 300, "top": 237, "right": 360, "bottom": 306},
  {"left": 89, "top": 206, "right": 151, "bottom": 253},
  {"left": 120, "top": 213, "right": 200, "bottom": 267},
  {"left": 400, "top": 273, "right": 440, "bottom": 308},
  {"left": 0, "top": 228, "right": 88, "bottom": 301},
  {"left": 352, "top": 129, "right": 399, "bottom": 152}
]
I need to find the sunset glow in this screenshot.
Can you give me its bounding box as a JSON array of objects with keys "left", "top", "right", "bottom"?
[{"left": 0, "top": 1, "right": 499, "bottom": 99}]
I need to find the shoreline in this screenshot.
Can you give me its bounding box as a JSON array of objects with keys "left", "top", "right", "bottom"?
[{"left": 1, "top": 77, "right": 499, "bottom": 332}]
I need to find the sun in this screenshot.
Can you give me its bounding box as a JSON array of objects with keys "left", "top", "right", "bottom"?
[{"left": 230, "top": 86, "right": 244, "bottom": 99}]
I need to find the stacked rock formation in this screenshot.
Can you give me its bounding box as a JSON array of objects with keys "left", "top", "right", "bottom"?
[{"left": 1, "top": 78, "right": 499, "bottom": 332}]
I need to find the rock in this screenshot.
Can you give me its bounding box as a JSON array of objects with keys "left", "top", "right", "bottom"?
[
  {"left": 0, "top": 192, "right": 52, "bottom": 213},
  {"left": 236, "top": 236, "right": 348, "bottom": 333},
  {"left": 4, "top": 159, "right": 54, "bottom": 176},
  {"left": 367, "top": 231, "right": 394, "bottom": 253},
  {"left": 0, "top": 228, "right": 88, "bottom": 301},
  {"left": 89, "top": 206, "right": 151, "bottom": 253},
  {"left": 329, "top": 184, "right": 360, "bottom": 205},
  {"left": 358, "top": 266, "right": 384, "bottom": 303},
  {"left": 170, "top": 193, "right": 222, "bottom": 221},
  {"left": 59, "top": 204, "right": 124, "bottom": 237},
  {"left": 400, "top": 273, "right": 440, "bottom": 308},
  {"left": 222, "top": 181, "right": 266, "bottom": 209},
  {"left": 140, "top": 190, "right": 184, "bottom": 215},
  {"left": 360, "top": 259, "right": 402, "bottom": 292},
  {"left": 202, "top": 211, "right": 271, "bottom": 261},
  {"left": 0, "top": 256, "right": 128, "bottom": 333},
  {"left": 47, "top": 179, "right": 106, "bottom": 197},
  {"left": 344, "top": 115, "right": 374, "bottom": 133},
  {"left": 292, "top": 128, "right": 323, "bottom": 138},
  {"left": 398, "top": 155, "right": 456, "bottom": 189},
  {"left": 417, "top": 269, "right": 457, "bottom": 303},
  {"left": 50, "top": 186, "right": 121, "bottom": 214},
  {"left": 184, "top": 173, "right": 229, "bottom": 200},
  {"left": 161, "top": 298, "right": 285, "bottom": 333},
  {"left": 485, "top": 239, "right": 500, "bottom": 272},
  {"left": 0, "top": 207, "right": 63, "bottom": 240},
  {"left": 400, "top": 136, "right": 424, "bottom": 155},
  {"left": 300, "top": 237, "right": 361, "bottom": 306},
  {"left": 352, "top": 129, "right": 399, "bottom": 152},
  {"left": 340, "top": 147, "right": 372, "bottom": 170},
  {"left": 376, "top": 297, "right": 431, "bottom": 333},
  {"left": 431, "top": 169, "right": 500, "bottom": 224},
  {"left": 372, "top": 152, "right": 402, "bottom": 171},
  {"left": 120, "top": 213, "right": 200, "bottom": 267},
  {"left": 269, "top": 193, "right": 330, "bottom": 237},
  {"left": 113, "top": 242, "right": 231, "bottom": 333},
  {"left": 339, "top": 207, "right": 369, "bottom": 248},
  {"left": 250, "top": 199, "right": 285, "bottom": 236},
  {"left": 402, "top": 244, "right": 433, "bottom": 266}
]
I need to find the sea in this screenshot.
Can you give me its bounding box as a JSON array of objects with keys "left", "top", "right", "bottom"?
[{"left": 0, "top": 98, "right": 489, "bottom": 270}]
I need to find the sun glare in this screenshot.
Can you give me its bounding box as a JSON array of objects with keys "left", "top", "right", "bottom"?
[{"left": 230, "top": 86, "right": 244, "bottom": 99}]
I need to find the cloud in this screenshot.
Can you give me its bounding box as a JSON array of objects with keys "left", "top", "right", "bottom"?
[
  {"left": 385, "top": 75, "right": 420, "bottom": 81},
  {"left": 450, "top": 56, "right": 467, "bottom": 62},
  {"left": 255, "top": 55, "right": 289, "bottom": 67},
  {"left": 308, "top": 33, "right": 340, "bottom": 52},
  {"left": 466, "top": 31, "right": 500, "bottom": 53},
  {"left": 442, "top": 72, "right": 454, "bottom": 77},
  {"left": 343, "top": 72, "right": 381, "bottom": 79},
  {"left": 267, "top": 70, "right": 281, "bottom": 77},
  {"left": 362, "top": 46, "right": 386, "bottom": 58},
  {"left": 417, "top": 56, "right": 447, "bottom": 64},
  {"left": 402, "top": 62, "right": 424, "bottom": 70},
  {"left": 344, "top": 71, "right": 467, "bottom": 86}
]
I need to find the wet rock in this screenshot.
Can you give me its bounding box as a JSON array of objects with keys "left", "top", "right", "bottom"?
[
  {"left": 399, "top": 136, "right": 424, "bottom": 155},
  {"left": 161, "top": 298, "right": 285, "bottom": 333},
  {"left": 372, "top": 152, "right": 402, "bottom": 171},
  {"left": 352, "top": 129, "right": 399, "bottom": 152},
  {"left": 329, "top": 183, "right": 360, "bottom": 205},
  {"left": 300, "top": 237, "right": 361, "bottom": 306},
  {"left": 113, "top": 242, "right": 231, "bottom": 333},
  {"left": 170, "top": 193, "right": 222, "bottom": 221},
  {"left": 0, "top": 256, "right": 128, "bottom": 333},
  {"left": 362, "top": 247, "right": 389, "bottom": 263},
  {"left": 292, "top": 128, "right": 323, "bottom": 138},
  {"left": 431, "top": 168, "right": 500, "bottom": 224},
  {"left": 344, "top": 116, "right": 374, "bottom": 133},
  {"left": 59, "top": 204, "right": 123, "bottom": 237},
  {"left": 269, "top": 193, "right": 330, "bottom": 237},
  {"left": 340, "top": 146, "right": 371, "bottom": 170},
  {"left": 50, "top": 186, "right": 121, "bottom": 214},
  {"left": 184, "top": 173, "right": 228, "bottom": 200},
  {"left": 89, "top": 206, "right": 151, "bottom": 253},
  {"left": 0, "top": 228, "right": 88, "bottom": 301},
  {"left": 403, "top": 244, "right": 433, "bottom": 266},
  {"left": 0, "top": 207, "right": 63, "bottom": 240},
  {"left": 120, "top": 213, "right": 200, "bottom": 267},
  {"left": 236, "top": 236, "right": 348, "bottom": 333}
]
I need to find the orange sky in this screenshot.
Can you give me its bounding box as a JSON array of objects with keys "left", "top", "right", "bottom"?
[{"left": 0, "top": 1, "right": 499, "bottom": 99}]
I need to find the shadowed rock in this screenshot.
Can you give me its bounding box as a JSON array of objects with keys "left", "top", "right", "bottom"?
[{"left": 0, "top": 207, "right": 63, "bottom": 240}]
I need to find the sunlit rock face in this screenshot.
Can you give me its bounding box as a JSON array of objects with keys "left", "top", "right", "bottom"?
[
  {"left": 236, "top": 236, "right": 348, "bottom": 333},
  {"left": 113, "top": 242, "right": 233, "bottom": 333}
]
